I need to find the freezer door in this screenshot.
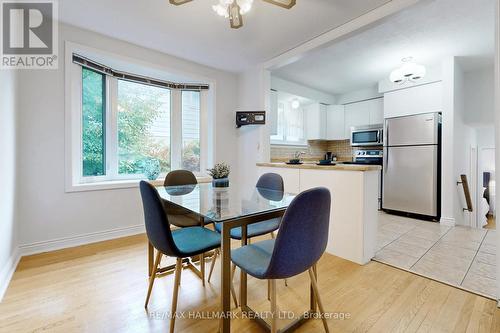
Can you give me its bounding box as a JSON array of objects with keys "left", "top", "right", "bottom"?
[
  {"left": 384, "top": 113, "right": 439, "bottom": 146},
  {"left": 382, "top": 145, "right": 438, "bottom": 216}
]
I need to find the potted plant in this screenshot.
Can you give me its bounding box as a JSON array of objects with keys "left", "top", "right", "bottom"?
[
  {"left": 143, "top": 158, "right": 161, "bottom": 181},
  {"left": 208, "top": 162, "right": 230, "bottom": 188}
]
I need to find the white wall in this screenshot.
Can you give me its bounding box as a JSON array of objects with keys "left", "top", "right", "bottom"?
[
  {"left": 336, "top": 85, "right": 382, "bottom": 105},
  {"left": 271, "top": 76, "right": 336, "bottom": 104},
  {"left": 463, "top": 66, "right": 495, "bottom": 223},
  {"left": 237, "top": 68, "right": 271, "bottom": 189},
  {"left": 452, "top": 60, "right": 477, "bottom": 226},
  {"left": 15, "top": 23, "right": 238, "bottom": 251},
  {"left": 441, "top": 58, "right": 457, "bottom": 225},
  {"left": 464, "top": 66, "right": 495, "bottom": 126},
  {"left": 0, "top": 70, "right": 19, "bottom": 300}
]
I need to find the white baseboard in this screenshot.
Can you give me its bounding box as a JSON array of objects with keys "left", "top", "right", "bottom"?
[
  {"left": 0, "top": 248, "right": 21, "bottom": 302},
  {"left": 440, "top": 217, "right": 456, "bottom": 227},
  {"left": 19, "top": 224, "right": 145, "bottom": 256}
]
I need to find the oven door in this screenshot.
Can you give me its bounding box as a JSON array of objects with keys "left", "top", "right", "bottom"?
[{"left": 351, "top": 129, "right": 381, "bottom": 146}]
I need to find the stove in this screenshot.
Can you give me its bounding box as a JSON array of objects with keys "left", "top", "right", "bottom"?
[
  {"left": 344, "top": 150, "right": 383, "bottom": 209},
  {"left": 344, "top": 150, "right": 383, "bottom": 165}
]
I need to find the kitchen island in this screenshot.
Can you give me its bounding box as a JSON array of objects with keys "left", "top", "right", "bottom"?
[{"left": 257, "top": 162, "right": 381, "bottom": 265}]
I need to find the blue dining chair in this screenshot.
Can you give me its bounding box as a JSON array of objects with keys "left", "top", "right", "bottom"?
[
  {"left": 212, "top": 173, "right": 283, "bottom": 241},
  {"left": 139, "top": 181, "right": 222, "bottom": 333},
  {"left": 231, "top": 187, "right": 332, "bottom": 333},
  {"left": 163, "top": 170, "right": 202, "bottom": 228},
  {"left": 208, "top": 173, "right": 286, "bottom": 294},
  {"left": 162, "top": 170, "right": 212, "bottom": 285}
]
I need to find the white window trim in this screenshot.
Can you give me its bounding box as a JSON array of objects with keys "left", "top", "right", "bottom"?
[
  {"left": 270, "top": 102, "right": 307, "bottom": 146},
  {"left": 64, "top": 41, "right": 216, "bottom": 192}
]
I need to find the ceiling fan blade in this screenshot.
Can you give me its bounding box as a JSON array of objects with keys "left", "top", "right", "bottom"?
[
  {"left": 229, "top": 2, "right": 243, "bottom": 29},
  {"left": 262, "top": 0, "right": 296, "bottom": 9},
  {"left": 169, "top": 0, "right": 193, "bottom": 5}
]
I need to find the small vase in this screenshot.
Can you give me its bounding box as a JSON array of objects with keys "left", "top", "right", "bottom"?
[{"left": 212, "top": 178, "right": 229, "bottom": 188}]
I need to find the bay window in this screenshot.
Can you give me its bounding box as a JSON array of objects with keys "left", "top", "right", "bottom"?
[{"left": 66, "top": 47, "right": 211, "bottom": 191}]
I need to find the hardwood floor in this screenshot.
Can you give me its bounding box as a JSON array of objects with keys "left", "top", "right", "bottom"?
[
  {"left": 484, "top": 215, "right": 496, "bottom": 230},
  {"left": 1, "top": 234, "right": 500, "bottom": 332}
]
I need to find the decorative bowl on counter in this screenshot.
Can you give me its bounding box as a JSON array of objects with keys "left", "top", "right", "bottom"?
[{"left": 286, "top": 159, "right": 302, "bottom": 165}]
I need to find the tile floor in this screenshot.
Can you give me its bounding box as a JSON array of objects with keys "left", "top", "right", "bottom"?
[{"left": 374, "top": 213, "right": 497, "bottom": 299}]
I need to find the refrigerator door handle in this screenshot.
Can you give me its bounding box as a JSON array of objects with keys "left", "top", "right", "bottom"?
[
  {"left": 384, "top": 147, "right": 388, "bottom": 173},
  {"left": 386, "top": 122, "right": 389, "bottom": 146}
]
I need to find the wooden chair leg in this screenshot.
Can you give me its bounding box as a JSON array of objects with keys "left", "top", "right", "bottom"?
[
  {"left": 170, "top": 258, "right": 183, "bottom": 333},
  {"left": 270, "top": 279, "right": 277, "bottom": 333},
  {"left": 208, "top": 249, "right": 218, "bottom": 283},
  {"left": 145, "top": 251, "right": 162, "bottom": 308},
  {"left": 308, "top": 268, "right": 329, "bottom": 333},
  {"left": 231, "top": 264, "right": 239, "bottom": 308},
  {"left": 201, "top": 253, "right": 205, "bottom": 287},
  {"left": 267, "top": 280, "right": 271, "bottom": 301}
]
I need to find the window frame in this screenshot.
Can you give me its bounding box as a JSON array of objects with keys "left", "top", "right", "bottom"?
[
  {"left": 270, "top": 100, "right": 307, "bottom": 146},
  {"left": 65, "top": 42, "right": 214, "bottom": 192}
]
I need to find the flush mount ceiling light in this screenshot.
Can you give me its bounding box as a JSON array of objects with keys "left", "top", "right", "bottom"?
[
  {"left": 291, "top": 99, "right": 300, "bottom": 109},
  {"left": 389, "top": 57, "right": 426, "bottom": 84},
  {"left": 169, "top": 0, "right": 296, "bottom": 29}
]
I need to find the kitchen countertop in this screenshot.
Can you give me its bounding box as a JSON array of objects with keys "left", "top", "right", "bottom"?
[{"left": 256, "top": 162, "right": 381, "bottom": 172}]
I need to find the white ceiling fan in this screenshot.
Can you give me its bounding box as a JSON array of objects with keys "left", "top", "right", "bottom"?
[{"left": 169, "top": 0, "right": 297, "bottom": 29}]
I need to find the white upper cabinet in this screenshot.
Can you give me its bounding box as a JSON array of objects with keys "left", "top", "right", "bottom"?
[
  {"left": 306, "top": 103, "right": 327, "bottom": 140},
  {"left": 384, "top": 81, "right": 443, "bottom": 119},
  {"left": 326, "top": 105, "right": 346, "bottom": 140},
  {"left": 344, "top": 98, "right": 384, "bottom": 137},
  {"left": 344, "top": 101, "right": 370, "bottom": 137},
  {"left": 368, "top": 98, "right": 384, "bottom": 125}
]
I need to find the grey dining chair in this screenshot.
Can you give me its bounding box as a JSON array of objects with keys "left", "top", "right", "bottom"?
[
  {"left": 140, "top": 181, "right": 221, "bottom": 332},
  {"left": 162, "top": 170, "right": 213, "bottom": 285},
  {"left": 209, "top": 173, "right": 287, "bottom": 303},
  {"left": 231, "top": 187, "right": 332, "bottom": 333}
]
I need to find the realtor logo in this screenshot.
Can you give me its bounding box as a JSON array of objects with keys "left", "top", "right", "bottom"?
[{"left": 1, "top": 0, "right": 58, "bottom": 69}]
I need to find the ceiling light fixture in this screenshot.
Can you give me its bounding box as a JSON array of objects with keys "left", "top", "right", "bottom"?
[
  {"left": 169, "top": 0, "right": 296, "bottom": 29},
  {"left": 390, "top": 57, "right": 426, "bottom": 84},
  {"left": 291, "top": 99, "right": 300, "bottom": 109}
]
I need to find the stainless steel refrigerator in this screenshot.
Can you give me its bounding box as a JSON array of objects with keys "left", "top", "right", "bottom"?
[{"left": 382, "top": 112, "right": 441, "bottom": 220}]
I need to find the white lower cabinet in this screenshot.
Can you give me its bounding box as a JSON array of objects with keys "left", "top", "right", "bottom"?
[{"left": 257, "top": 166, "right": 379, "bottom": 265}]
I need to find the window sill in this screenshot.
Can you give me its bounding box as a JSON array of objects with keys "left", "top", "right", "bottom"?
[{"left": 65, "top": 176, "right": 212, "bottom": 193}]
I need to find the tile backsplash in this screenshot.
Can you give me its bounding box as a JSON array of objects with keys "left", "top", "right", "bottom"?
[{"left": 271, "top": 140, "right": 355, "bottom": 162}]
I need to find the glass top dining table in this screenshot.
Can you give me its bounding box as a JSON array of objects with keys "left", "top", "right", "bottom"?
[
  {"left": 156, "top": 182, "right": 296, "bottom": 223},
  {"left": 153, "top": 181, "right": 297, "bottom": 332}
]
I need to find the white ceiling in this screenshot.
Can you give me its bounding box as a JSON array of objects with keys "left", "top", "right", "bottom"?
[
  {"left": 272, "top": 0, "right": 496, "bottom": 95},
  {"left": 58, "top": 0, "right": 391, "bottom": 72}
]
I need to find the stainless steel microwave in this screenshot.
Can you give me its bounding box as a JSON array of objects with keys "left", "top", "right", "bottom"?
[{"left": 351, "top": 125, "right": 383, "bottom": 147}]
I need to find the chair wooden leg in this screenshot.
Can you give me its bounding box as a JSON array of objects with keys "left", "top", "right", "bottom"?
[
  {"left": 208, "top": 249, "right": 218, "bottom": 283},
  {"left": 308, "top": 268, "right": 329, "bottom": 333},
  {"left": 267, "top": 280, "right": 270, "bottom": 301},
  {"left": 170, "top": 258, "right": 183, "bottom": 333},
  {"left": 145, "top": 251, "right": 162, "bottom": 308},
  {"left": 201, "top": 253, "right": 205, "bottom": 287},
  {"left": 270, "top": 279, "right": 277, "bottom": 333},
  {"left": 231, "top": 264, "right": 238, "bottom": 308}
]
